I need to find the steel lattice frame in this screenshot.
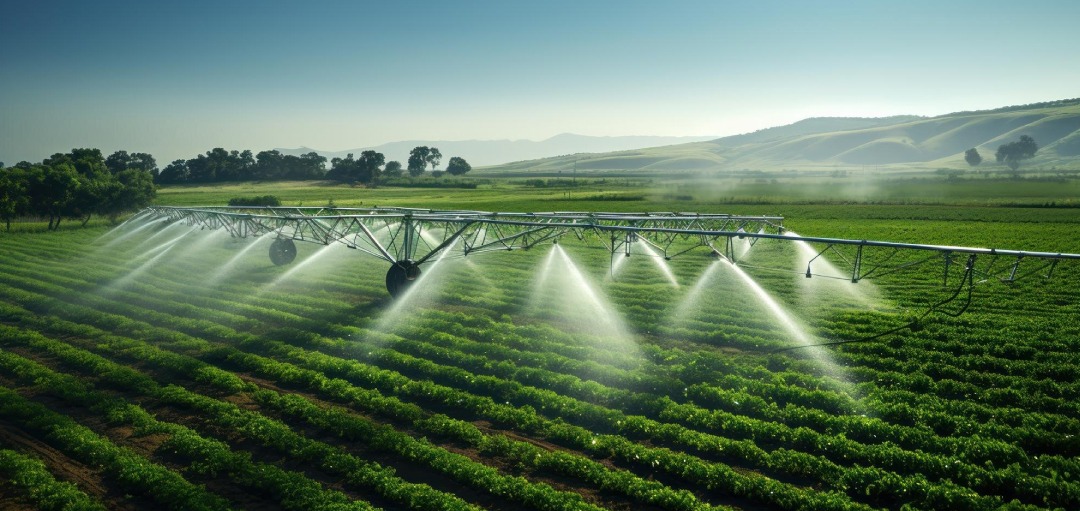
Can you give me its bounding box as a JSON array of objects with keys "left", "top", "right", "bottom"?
[
  {"left": 143, "top": 206, "right": 785, "bottom": 262},
  {"left": 139, "top": 206, "right": 1080, "bottom": 289}
]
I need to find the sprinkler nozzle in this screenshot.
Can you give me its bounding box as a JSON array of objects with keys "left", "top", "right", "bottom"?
[{"left": 805, "top": 267, "right": 813, "bottom": 279}]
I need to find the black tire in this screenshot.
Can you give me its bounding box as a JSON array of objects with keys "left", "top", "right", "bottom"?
[
  {"left": 385, "top": 260, "right": 421, "bottom": 298},
  {"left": 269, "top": 238, "right": 297, "bottom": 266}
]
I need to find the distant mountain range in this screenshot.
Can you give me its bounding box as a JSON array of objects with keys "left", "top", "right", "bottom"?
[
  {"left": 483, "top": 98, "right": 1080, "bottom": 173},
  {"left": 278, "top": 98, "right": 1080, "bottom": 173},
  {"left": 275, "top": 134, "right": 718, "bottom": 168}
]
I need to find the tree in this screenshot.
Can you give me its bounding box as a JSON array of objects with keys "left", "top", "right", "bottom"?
[
  {"left": 103, "top": 169, "right": 156, "bottom": 221},
  {"left": 0, "top": 168, "right": 29, "bottom": 231},
  {"left": 425, "top": 147, "right": 442, "bottom": 172},
  {"left": 329, "top": 151, "right": 384, "bottom": 184},
  {"left": 408, "top": 146, "right": 429, "bottom": 177},
  {"left": 327, "top": 153, "right": 357, "bottom": 183},
  {"left": 67, "top": 167, "right": 114, "bottom": 226},
  {"left": 995, "top": 135, "right": 1038, "bottom": 171},
  {"left": 205, "top": 148, "right": 233, "bottom": 181},
  {"left": 129, "top": 152, "right": 158, "bottom": 178},
  {"left": 446, "top": 156, "right": 472, "bottom": 176},
  {"left": 255, "top": 150, "right": 286, "bottom": 180},
  {"left": 964, "top": 148, "right": 982, "bottom": 167},
  {"left": 186, "top": 154, "right": 212, "bottom": 182},
  {"left": 383, "top": 161, "right": 403, "bottom": 178},
  {"left": 26, "top": 163, "right": 80, "bottom": 230},
  {"left": 105, "top": 150, "right": 132, "bottom": 174},
  {"left": 42, "top": 152, "right": 72, "bottom": 168},
  {"left": 224, "top": 149, "right": 254, "bottom": 180},
  {"left": 105, "top": 150, "right": 159, "bottom": 178},
  {"left": 356, "top": 150, "right": 385, "bottom": 185},
  {"left": 9, "top": 148, "right": 157, "bottom": 228},
  {"left": 158, "top": 159, "right": 190, "bottom": 184},
  {"left": 67, "top": 148, "right": 107, "bottom": 176},
  {"left": 35, "top": 149, "right": 112, "bottom": 227},
  {"left": 293, "top": 152, "right": 327, "bottom": 180}
]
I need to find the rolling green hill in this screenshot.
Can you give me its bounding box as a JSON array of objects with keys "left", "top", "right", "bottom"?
[{"left": 482, "top": 98, "right": 1080, "bottom": 173}]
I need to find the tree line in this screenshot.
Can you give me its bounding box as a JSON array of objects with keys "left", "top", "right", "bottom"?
[
  {"left": 157, "top": 145, "right": 471, "bottom": 185},
  {"left": 0, "top": 145, "right": 474, "bottom": 229},
  {"left": 0, "top": 149, "right": 156, "bottom": 230}
]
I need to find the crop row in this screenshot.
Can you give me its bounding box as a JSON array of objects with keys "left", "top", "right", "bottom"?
[
  {"left": 0, "top": 378, "right": 232, "bottom": 511},
  {"left": 4, "top": 236, "right": 1075, "bottom": 475},
  {"left": 288, "top": 319, "right": 1080, "bottom": 500},
  {"left": 0, "top": 278, "right": 859, "bottom": 509},
  {"left": 0, "top": 305, "right": 722, "bottom": 511},
  {"left": 259, "top": 332, "right": 1078, "bottom": 509},
  {"left": 4, "top": 239, "right": 1075, "bottom": 505},
  {"left": 5, "top": 224, "right": 1080, "bottom": 509},
  {"left": 0, "top": 343, "right": 400, "bottom": 511},
  {"left": 0, "top": 447, "right": 107, "bottom": 511}
]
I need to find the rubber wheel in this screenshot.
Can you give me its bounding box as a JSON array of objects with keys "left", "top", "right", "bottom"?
[
  {"left": 385, "top": 260, "right": 421, "bottom": 298},
  {"left": 269, "top": 238, "right": 297, "bottom": 266}
]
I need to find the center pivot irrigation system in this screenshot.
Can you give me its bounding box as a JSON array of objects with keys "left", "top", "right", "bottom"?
[{"left": 141, "top": 206, "right": 1080, "bottom": 299}]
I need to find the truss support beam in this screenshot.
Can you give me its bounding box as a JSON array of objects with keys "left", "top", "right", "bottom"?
[{"left": 138, "top": 206, "right": 1080, "bottom": 297}]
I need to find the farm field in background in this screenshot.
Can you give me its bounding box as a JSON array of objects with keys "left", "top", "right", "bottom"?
[
  {"left": 2, "top": 179, "right": 1080, "bottom": 510},
  {"left": 151, "top": 172, "right": 1080, "bottom": 211}
]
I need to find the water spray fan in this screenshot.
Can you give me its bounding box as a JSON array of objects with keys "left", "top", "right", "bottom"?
[{"left": 134, "top": 206, "right": 1080, "bottom": 332}]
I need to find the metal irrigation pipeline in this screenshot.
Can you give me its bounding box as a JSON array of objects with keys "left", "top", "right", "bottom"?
[{"left": 137, "top": 206, "right": 1079, "bottom": 301}]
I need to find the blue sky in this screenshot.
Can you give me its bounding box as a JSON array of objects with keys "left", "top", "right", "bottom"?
[{"left": 2, "top": 0, "right": 1079, "bottom": 165}]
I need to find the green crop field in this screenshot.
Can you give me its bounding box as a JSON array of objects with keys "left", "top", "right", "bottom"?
[{"left": 2, "top": 178, "right": 1080, "bottom": 511}]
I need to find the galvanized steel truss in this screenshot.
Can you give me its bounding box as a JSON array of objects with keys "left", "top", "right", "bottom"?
[{"left": 141, "top": 206, "right": 1080, "bottom": 285}]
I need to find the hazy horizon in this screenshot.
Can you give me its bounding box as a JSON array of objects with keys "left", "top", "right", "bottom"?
[{"left": 3, "top": 0, "right": 1080, "bottom": 165}]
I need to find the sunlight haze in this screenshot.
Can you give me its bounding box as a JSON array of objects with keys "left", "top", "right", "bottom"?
[{"left": 2, "top": 0, "right": 1078, "bottom": 164}]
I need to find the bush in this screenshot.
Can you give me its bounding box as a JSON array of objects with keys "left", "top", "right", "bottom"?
[{"left": 227, "top": 195, "right": 281, "bottom": 207}]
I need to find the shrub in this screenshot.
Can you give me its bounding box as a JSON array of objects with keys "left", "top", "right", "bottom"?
[{"left": 227, "top": 195, "right": 281, "bottom": 207}]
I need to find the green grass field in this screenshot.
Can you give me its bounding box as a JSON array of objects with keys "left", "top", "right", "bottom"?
[
  {"left": 1, "top": 176, "right": 1079, "bottom": 510},
  {"left": 155, "top": 173, "right": 1080, "bottom": 209}
]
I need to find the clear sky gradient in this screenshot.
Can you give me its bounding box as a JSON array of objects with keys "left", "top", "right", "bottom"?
[{"left": 2, "top": 0, "right": 1079, "bottom": 165}]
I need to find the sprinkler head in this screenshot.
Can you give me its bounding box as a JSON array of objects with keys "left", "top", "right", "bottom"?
[{"left": 805, "top": 267, "right": 813, "bottom": 279}]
